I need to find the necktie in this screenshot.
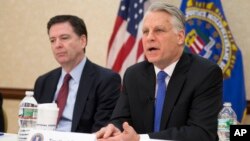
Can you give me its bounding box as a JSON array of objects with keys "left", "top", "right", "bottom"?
[
  {"left": 154, "top": 71, "right": 167, "bottom": 132},
  {"left": 56, "top": 73, "right": 71, "bottom": 124}
]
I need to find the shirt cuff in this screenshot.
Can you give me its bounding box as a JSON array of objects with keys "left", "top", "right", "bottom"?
[{"left": 139, "top": 134, "right": 150, "bottom": 141}]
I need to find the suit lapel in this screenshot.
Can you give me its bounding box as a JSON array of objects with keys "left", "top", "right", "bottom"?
[
  {"left": 71, "top": 59, "right": 95, "bottom": 131},
  {"left": 161, "top": 52, "right": 191, "bottom": 130},
  {"left": 41, "top": 69, "right": 61, "bottom": 103},
  {"left": 140, "top": 62, "right": 156, "bottom": 132}
]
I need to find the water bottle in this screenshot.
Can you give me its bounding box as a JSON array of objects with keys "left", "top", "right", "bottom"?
[
  {"left": 217, "top": 102, "right": 237, "bottom": 141},
  {"left": 18, "top": 91, "right": 38, "bottom": 141}
]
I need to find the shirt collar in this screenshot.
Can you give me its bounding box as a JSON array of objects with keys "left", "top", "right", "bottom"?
[
  {"left": 61, "top": 56, "right": 87, "bottom": 83},
  {"left": 154, "top": 59, "right": 179, "bottom": 78}
]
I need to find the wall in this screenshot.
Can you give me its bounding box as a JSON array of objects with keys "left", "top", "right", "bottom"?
[{"left": 0, "top": 0, "right": 249, "bottom": 133}]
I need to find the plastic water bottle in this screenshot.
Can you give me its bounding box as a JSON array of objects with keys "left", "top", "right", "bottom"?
[
  {"left": 18, "top": 91, "right": 38, "bottom": 141},
  {"left": 217, "top": 102, "right": 237, "bottom": 141}
]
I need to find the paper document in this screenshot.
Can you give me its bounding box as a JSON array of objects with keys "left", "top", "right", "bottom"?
[{"left": 27, "top": 129, "right": 95, "bottom": 141}]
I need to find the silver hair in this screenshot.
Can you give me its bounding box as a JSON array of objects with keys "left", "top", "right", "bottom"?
[{"left": 146, "top": 1, "right": 185, "bottom": 32}]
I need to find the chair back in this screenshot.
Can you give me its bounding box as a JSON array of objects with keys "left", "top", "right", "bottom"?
[{"left": 0, "top": 92, "right": 7, "bottom": 132}]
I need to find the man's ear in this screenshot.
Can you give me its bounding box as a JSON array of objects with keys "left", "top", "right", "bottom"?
[
  {"left": 177, "top": 30, "right": 185, "bottom": 45},
  {"left": 80, "top": 35, "right": 87, "bottom": 49}
]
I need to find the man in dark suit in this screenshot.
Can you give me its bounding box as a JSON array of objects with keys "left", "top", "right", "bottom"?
[
  {"left": 34, "top": 15, "right": 121, "bottom": 133},
  {"left": 96, "top": 1, "right": 222, "bottom": 141}
]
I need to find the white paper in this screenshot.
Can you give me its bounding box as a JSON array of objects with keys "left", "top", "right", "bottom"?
[
  {"left": 27, "top": 129, "right": 96, "bottom": 141},
  {"left": 0, "top": 133, "right": 18, "bottom": 141}
]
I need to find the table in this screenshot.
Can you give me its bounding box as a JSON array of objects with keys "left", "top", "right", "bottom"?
[
  {"left": 0, "top": 133, "right": 17, "bottom": 141},
  {"left": 0, "top": 132, "right": 170, "bottom": 141}
]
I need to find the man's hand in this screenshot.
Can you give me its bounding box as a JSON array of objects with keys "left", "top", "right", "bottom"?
[
  {"left": 96, "top": 124, "right": 121, "bottom": 139},
  {"left": 96, "top": 122, "right": 140, "bottom": 141},
  {"left": 120, "top": 122, "right": 140, "bottom": 141}
]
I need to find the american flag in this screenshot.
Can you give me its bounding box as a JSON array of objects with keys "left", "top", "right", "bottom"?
[{"left": 106, "top": 0, "right": 149, "bottom": 77}]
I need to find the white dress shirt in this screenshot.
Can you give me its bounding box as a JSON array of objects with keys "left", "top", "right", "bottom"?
[{"left": 54, "top": 56, "right": 87, "bottom": 132}]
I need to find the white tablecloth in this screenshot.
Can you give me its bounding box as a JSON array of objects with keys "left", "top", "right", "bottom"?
[
  {"left": 0, "top": 133, "right": 17, "bottom": 141},
  {"left": 0, "top": 132, "right": 170, "bottom": 141}
]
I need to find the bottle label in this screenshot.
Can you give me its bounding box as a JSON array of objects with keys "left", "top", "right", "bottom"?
[
  {"left": 218, "top": 118, "right": 234, "bottom": 131},
  {"left": 18, "top": 97, "right": 38, "bottom": 129},
  {"left": 18, "top": 102, "right": 37, "bottom": 118},
  {"left": 19, "top": 106, "right": 37, "bottom": 119}
]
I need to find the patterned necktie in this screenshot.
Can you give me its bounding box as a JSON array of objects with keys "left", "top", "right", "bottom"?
[
  {"left": 56, "top": 73, "right": 71, "bottom": 124},
  {"left": 154, "top": 71, "right": 167, "bottom": 132}
]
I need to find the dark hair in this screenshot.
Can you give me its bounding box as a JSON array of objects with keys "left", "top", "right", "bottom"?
[{"left": 47, "top": 15, "right": 88, "bottom": 40}]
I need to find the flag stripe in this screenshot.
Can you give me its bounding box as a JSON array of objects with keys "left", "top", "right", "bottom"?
[
  {"left": 107, "top": 16, "right": 124, "bottom": 55},
  {"left": 107, "top": 21, "right": 128, "bottom": 68},
  {"left": 112, "top": 36, "right": 136, "bottom": 72},
  {"left": 195, "top": 37, "right": 204, "bottom": 50},
  {"left": 190, "top": 42, "right": 200, "bottom": 53},
  {"left": 136, "top": 39, "right": 143, "bottom": 60},
  {"left": 107, "top": 0, "right": 147, "bottom": 77}
]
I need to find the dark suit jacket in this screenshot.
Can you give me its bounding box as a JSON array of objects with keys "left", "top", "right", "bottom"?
[
  {"left": 34, "top": 59, "right": 121, "bottom": 133},
  {"left": 111, "top": 52, "right": 223, "bottom": 141}
]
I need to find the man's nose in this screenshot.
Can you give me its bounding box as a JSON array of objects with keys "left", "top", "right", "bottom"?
[
  {"left": 146, "top": 31, "right": 155, "bottom": 41},
  {"left": 54, "top": 39, "right": 62, "bottom": 48}
]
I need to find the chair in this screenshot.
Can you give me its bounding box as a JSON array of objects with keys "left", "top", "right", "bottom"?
[
  {"left": 2, "top": 108, "right": 8, "bottom": 132},
  {"left": 0, "top": 92, "right": 7, "bottom": 132}
]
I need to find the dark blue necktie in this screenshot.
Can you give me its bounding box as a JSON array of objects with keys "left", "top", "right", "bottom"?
[{"left": 154, "top": 71, "right": 167, "bottom": 132}]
